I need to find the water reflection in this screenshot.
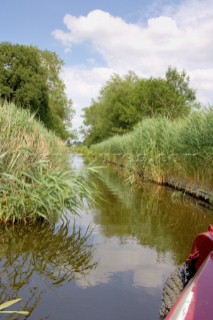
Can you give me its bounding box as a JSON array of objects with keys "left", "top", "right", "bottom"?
[
  {"left": 0, "top": 222, "right": 97, "bottom": 318},
  {"left": 75, "top": 236, "right": 170, "bottom": 291},
  {"left": 88, "top": 164, "right": 213, "bottom": 264},
  {"left": 0, "top": 155, "right": 212, "bottom": 320}
]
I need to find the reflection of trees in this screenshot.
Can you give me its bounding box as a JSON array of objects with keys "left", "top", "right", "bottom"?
[
  {"left": 89, "top": 165, "right": 213, "bottom": 264},
  {"left": 0, "top": 223, "right": 97, "bottom": 318}
]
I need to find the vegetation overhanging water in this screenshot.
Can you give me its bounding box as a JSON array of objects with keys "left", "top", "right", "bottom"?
[
  {"left": 0, "top": 102, "right": 91, "bottom": 224},
  {"left": 0, "top": 154, "right": 213, "bottom": 319},
  {"left": 80, "top": 109, "right": 213, "bottom": 207}
]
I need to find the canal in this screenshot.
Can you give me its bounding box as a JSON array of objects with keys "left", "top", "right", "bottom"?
[{"left": 0, "top": 154, "right": 212, "bottom": 319}]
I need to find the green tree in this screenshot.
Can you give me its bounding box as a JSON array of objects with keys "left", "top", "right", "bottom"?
[
  {"left": 83, "top": 72, "right": 139, "bottom": 145},
  {"left": 165, "top": 66, "right": 196, "bottom": 116},
  {"left": 0, "top": 42, "right": 51, "bottom": 126},
  {"left": 133, "top": 67, "right": 196, "bottom": 119},
  {"left": 82, "top": 67, "right": 197, "bottom": 146},
  {"left": 0, "top": 42, "right": 74, "bottom": 139},
  {"left": 39, "top": 49, "right": 75, "bottom": 139}
]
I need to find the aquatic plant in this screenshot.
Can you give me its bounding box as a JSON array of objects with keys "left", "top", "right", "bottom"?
[
  {"left": 0, "top": 102, "right": 91, "bottom": 223},
  {"left": 90, "top": 108, "right": 213, "bottom": 190},
  {"left": 0, "top": 299, "right": 29, "bottom": 315}
]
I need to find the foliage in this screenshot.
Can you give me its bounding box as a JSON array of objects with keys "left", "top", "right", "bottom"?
[
  {"left": 134, "top": 67, "right": 196, "bottom": 119},
  {"left": 82, "top": 67, "right": 197, "bottom": 146},
  {"left": 90, "top": 108, "right": 213, "bottom": 190},
  {"left": 0, "top": 299, "right": 29, "bottom": 315},
  {"left": 88, "top": 164, "right": 213, "bottom": 264},
  {"left": 165, "top": 66, "right": 196, "bottom": 115},
  {"left": 83, "top": 72, "right": 139, "bottom": 145},
  {"left": 0, "top": 42, "right": 74, "bottom": 139},
  {"left": 41, "top": 49, "right": 75, "bottom": 139},
  {"left": 0, "top": 223, "right": 97, "bottom": 316},
  {"left": 0, "top": 102, "right": 92, "bottom": 223}
]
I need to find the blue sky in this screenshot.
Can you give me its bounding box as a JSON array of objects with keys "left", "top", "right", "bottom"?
[
  {"left": 1, "top": 0, "right": 213, "bottom": 129},
  {"left": 0, "top": 0, "right": 175, "bottom": 64}
]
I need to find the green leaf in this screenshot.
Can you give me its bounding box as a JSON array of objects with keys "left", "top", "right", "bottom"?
[
  {"left": 0, "top": 298, "right": 21, "bottom": 310},
  {"left": 0, "top": 310, "right": 29, "bottom": 315},
  {"left": 0, "top": 299, "right": 29, "bottom": 315}
]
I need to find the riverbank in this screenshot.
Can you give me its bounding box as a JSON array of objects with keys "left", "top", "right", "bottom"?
[
  {"left": 0, "top": 102, "right": 90, "bottom": 224},
  {"left": 76, "top": 110, "right": 213, "bottom": 208},
  {"left": 80, "top": 152, "right": 213, "bottom": 209}
]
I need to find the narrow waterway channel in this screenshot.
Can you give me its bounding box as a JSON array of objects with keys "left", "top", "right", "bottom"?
[{"left": 0, "top": 154, "right": 212, "bottom": 320}]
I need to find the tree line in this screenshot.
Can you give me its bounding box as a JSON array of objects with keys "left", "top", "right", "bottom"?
[
  {"left": 0, "top": 42, "right": 198, "bottom": 144},
  {"left": 0, "top": 42, "right": 74, "bottom": 139},
  {"left": 82, "top": 68, "right": 197, "bottom": 146}
]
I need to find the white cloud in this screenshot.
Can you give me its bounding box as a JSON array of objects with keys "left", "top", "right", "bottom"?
[
  {"left": 61, "top": 66, "right": 115, "bottom": 129},
  {"left": 190, "top": 68, "right": 213, "bottom": 104},
  {"left": 53, "top": 0, "right": 213, "bottom": 129}
]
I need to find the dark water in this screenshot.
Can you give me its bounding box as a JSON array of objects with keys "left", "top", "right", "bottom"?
[{"left": 0, "top": 154, "right": 212, "bottom": 320}]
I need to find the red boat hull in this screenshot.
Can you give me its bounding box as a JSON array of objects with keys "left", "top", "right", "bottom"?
[{"left": 166, "top": 251, "right": 213, "bottom": 320}]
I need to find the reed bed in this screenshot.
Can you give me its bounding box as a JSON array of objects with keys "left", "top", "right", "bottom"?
[
  {"left": 90, "top": 109, "right": 213, "bottom": 193},
  {"left": 0, "top": 102, "right": 90, "bottom": 223}
]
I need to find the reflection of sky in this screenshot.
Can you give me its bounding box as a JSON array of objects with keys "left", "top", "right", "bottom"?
[
  {"left": 69, "top": 153, "right": 85, "bottom": 172},
  {"left": 50, "top": 153, "right": 193, "bottom": 319},
  {"left": 69, "top": 206, "right": 174, "bottom": 291},
  {"left": 17, "top": 212, "right": 174, "bottom": 320},
  {"left": 66, "top": 158, "right": 175, "bottom": 291},
  {"left": 76, "top": 231, "right": 174, "bottom": 289}
]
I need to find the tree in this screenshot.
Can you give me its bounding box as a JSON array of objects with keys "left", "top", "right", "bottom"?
[
  {"left": 39, "top": 49, "right": 75, "bottom": 139},
  {"left": 0, "top": 42, "right": 74, "bottom": 139},
  {"left": 165, "top": 66, "right": 196, "bottom": 116},
  {"left": 82, "top": 67, "right": 197, "bottom": 146},
  {"left": 83, "top": 72, "right": 139, "bottom": 145},
  {"left": 134, "top": 73, "right": 195, "bottom": 119}
]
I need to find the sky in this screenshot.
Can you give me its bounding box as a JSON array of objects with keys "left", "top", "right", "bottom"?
[{"left": 1, "top": 0, "right": 213, "bottom": 129}]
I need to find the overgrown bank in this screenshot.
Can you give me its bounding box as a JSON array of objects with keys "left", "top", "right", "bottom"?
[
  {"left": 85, "top": 110, "right": 213, "bottom": 207},
  {"left": 0, "top": 102, "right": 89, "bottom": 223}
]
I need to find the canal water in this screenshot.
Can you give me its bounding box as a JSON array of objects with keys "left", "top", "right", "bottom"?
[{"left": 0, "top": 154, "right": 212, "bottom": 319}]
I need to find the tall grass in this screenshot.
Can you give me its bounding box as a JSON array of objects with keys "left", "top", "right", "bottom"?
[
  {"left": 0, "top": 102, "right": 91, "bottom": 223},
  {"left": 90, "top": 109, "right": 213, "bottom": 191}
]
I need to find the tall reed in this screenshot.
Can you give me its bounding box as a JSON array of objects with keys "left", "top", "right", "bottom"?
[
  {"left": 0, "top": 102, "right": 90, "bottom": 223},
  {"left": 90, "top": 109, "right": 213, "bottom": 190}
]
